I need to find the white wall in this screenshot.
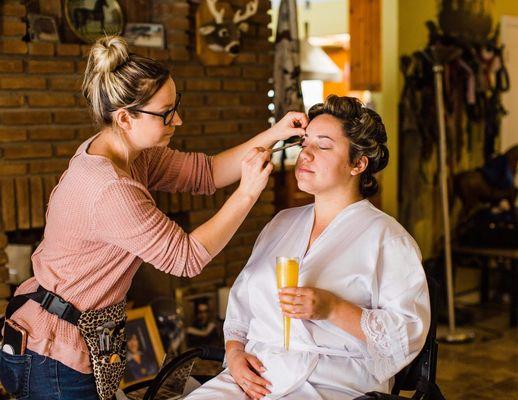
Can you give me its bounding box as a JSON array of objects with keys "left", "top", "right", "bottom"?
[{"left": 270, "top": 0, "right": 348, "bottom": 38}]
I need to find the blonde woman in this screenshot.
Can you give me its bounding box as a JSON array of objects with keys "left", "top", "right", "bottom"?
[{"left": 0, "top": 35, "right": 306, "bottom": 400}]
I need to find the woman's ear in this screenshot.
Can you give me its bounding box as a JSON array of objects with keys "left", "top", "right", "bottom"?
[
  {"left": 351, "top": 156, "right": 368, "bottom": 176},
  {"left": 112, "top": 109, "right": 133, "bottom": 132}
]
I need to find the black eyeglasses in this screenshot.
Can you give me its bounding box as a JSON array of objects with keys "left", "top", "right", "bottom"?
[{"left": 132, "top": 92, "right": 182, "bottom": 126}]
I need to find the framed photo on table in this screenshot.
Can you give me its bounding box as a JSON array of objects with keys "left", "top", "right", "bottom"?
[
  {"left": 121, "top": 306, "right": 165, "bottom": 388},
  {"left": 175, "top": 286, "right": 222, "bottom": 349}
]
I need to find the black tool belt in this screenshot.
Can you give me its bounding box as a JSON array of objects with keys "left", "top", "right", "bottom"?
[
  {"left": 2, "top": 286, "right": 127, "bottom": 400},
  {"left": 3, "top": 285, "right": 82, "bottom": 326}
]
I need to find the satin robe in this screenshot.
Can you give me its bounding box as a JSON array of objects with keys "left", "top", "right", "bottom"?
[{"left": 185, "top": 200, "right": 430, "bottom": 400}]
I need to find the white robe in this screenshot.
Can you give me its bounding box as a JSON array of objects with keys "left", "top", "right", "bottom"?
[{"left": 185, "top": 200, "right": 430, "bottom": 400}]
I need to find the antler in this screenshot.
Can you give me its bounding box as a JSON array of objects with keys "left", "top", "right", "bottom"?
[
  {"left": 233, "top": 0, "right": 258, "bottom": 24},
  {"left": 206, "top": 0, "right": 225, "bottom": 24}
]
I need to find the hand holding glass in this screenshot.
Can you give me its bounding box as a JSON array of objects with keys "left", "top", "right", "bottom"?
[{"left": 276, "top": 257, "right": 299, "bottom": 351}]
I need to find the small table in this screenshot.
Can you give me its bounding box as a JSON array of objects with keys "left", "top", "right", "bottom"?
[{"left": 452, "top": 246, "right": 518, "bottom": 327}]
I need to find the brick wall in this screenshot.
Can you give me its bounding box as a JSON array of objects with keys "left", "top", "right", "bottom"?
[{"left": 0, "top": 0, "right": 274, "bottom": 307}]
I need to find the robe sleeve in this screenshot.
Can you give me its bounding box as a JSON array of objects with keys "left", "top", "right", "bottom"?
[
  {"left": 359, "top": 235, "right": 430, "bottom": 383},
  {"left": 222, "top": 221, "right": 272, "bottom": 345}
]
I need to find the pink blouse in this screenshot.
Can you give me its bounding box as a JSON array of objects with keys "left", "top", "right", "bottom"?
[{"left": 12, "top": 135, "right": 216, "bottom": 373}]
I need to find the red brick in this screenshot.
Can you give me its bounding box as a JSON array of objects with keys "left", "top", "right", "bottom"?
[
  {"left": 53, "top": 110, "right": 90, "bottom": 124},
  {"left": 76, "top": 61, "right": 87, "bottom": 74},
  {"left": 181, "top": 93, "right": 204, "bottom": 107},
  {"left": 27, "top": 93, "right": 76, "bottom": 107},
  {"left": 54, "top": 142, "right": 80, "bottom": 157},
  {"left": 161, "top": 17, "right": 190, "bottom": 31},
  {"left": 2, "top": 143, "right": 52, "bottom": 160},
  {"left": 1, "top": 110, "right": 52, "bottom": 125},
  {"left": 205, "top": 93, "right": 241, "bottom": 106},
  {"left": 166, "top": 31, "right": 189, "bottom": 46},
  {"left": 0, "top": 19, "right": 26, "bottom": 36},
  {"left": 221, "top": 106, "right": 266, "bottom": 119},
  {"left": 206, "top": 66, "right": 241, "bottom": 78},
  {"left": 0, "top": 39, "right": 27, "bottom": 54},
  {"left": 153, "top": 3, "right": 189, "bottom": 16},
  {"left": 48, "top": 77, "right": 81, "bottom": 91},
  {"left": 223, "top": 80, "right": 255, "bottom": 91},
  {"left": 0, "top": 163, "right": 27, "bottom": 176},
  {"left": 204, "top": 121, "right": 239, "bottom": 134},
  {"left": 148, "top": 48, "right": 169, "bottom": 61},
  {"left": 186, "top": 79, "right": 221, "bottom": 91},
  {"left": 183, "top": 108, "right": 220, "bottom": 120},
  {"left": 0, "top": 76, "right": 46, "bottom": 90},
  {"left": 77, "top": 127, "right": 96, "bottom": 140},
  {"left": 28, "top": 60, "right": 75, "bottom": 74},
  {"left": 168, "top": 47, "right": 190, "bottom": 61},
  {"left": 235, "top": 52, "right": 256, "bottom": 64},
  {"left": 0, "top": 128, "right": 27, "bottom": 142},
  {"left": 242, "top": 66, "right": 272, "bottom": 79},
  {"left": 0, "top": 59, "right": 23, "bottom": 73},
  {"left": 0, "top": 3, "right": 26, "bottom": 17},
  {"left": 80, "top": 45, "right": 92, "bottom": 57},
  {"left": 171, "top": 65, "right": 204, "bottom": 78},
  {"left": 29, "top": 160, "right": 69, "bottom": 174},
  {"left": 0, "top": 93, "right": 24, "bottom": 107},
  {"left": 28, "top": 42, "right": 55, "bottom": 56},
  {"left": 258, "top": 54, "right": 274, "bottom": 64},
  {"left": 56, "top": 44, "right": 81, "bottom": 56},
  {"left": 29, "top": 128, "right": 75, "bottom": 140}
]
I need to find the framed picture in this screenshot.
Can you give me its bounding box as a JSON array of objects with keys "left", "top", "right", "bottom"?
[
  {"left": 121, "top": 306, "right": 165, "bottom": 388},
  {"left": 64, "top": 0, "right": 124, "bottom": 43},
  {"left": 27, "top": 14, "right": 60, "bottom": 42},
  {"left": 124, "top": 23, "right": 165, "bottom": 49},
  {"left": 175, "top": 286, "right": 222, "bottom": 348}
]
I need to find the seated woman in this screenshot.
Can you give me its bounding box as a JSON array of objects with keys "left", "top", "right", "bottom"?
[{"left": 185, "top": 96, "right": 430, "bottom": 400}]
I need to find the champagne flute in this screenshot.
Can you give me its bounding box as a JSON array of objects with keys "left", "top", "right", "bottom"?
[{"left": 276, "top": 256, "right": 299, "bottom": 351}]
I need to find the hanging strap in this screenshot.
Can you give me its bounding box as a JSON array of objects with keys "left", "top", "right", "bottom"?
[{"left": 4, "top": 286, "right": 81, "bottom": 326}]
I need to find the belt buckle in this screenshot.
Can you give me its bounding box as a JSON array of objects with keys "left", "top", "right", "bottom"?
[{"left": 41, "top": 293, "right": 70, "bottom": 319}]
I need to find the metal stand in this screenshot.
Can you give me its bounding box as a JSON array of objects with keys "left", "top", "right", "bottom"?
[{"left": 430, "top": 50, "right": 475, "bottom": 344}]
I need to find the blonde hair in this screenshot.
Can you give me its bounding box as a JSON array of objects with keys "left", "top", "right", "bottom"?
[{"left": 82, "top": 35, "right": 170, "bottom": 127}]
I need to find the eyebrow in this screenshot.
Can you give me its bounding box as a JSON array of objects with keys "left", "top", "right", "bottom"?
[{"left": 317, "top": 135, "right": 335, "bottom": 141}]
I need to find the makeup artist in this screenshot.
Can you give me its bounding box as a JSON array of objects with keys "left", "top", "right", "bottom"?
[{"left": 0, "top": 35, "right": 307, "bottom": 400}]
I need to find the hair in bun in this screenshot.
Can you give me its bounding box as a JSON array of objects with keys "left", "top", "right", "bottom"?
[
  {"left": 308, "top": 95, "right": 389, "bottom": 197},
  {"left": 82, "top": 35, "right": 170, "bottom": 127}
]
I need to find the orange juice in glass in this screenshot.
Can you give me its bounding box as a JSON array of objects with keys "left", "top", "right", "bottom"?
[{"left": 276, "top": 256, "right": 299, "bottom": 351}]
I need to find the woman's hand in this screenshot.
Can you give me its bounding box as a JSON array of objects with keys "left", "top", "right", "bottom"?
[
  {"left": 236, "top": 147, "right": 273, "bottom": 201},
  {"left": 278, "top": 287, "right": 340, "bottom": 320},
  {"left": 227, "top": 348, "right": 271, "bottom": 400},
  {"left": 267, "top": 111, "right": 308, "bottom": 142}
]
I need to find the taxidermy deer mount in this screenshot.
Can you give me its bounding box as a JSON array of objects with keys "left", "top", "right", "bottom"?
[{"left": 196, "top": 0, "right": 259, "bottom": 66}]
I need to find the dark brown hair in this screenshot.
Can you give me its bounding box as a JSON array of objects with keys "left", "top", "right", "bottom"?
[{"left": 308, "top": 95, "right": 389, "bottom": 197}]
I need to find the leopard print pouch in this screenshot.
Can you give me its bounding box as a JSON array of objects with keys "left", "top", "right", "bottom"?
[{"left": 77, "top": 300, "right": 127, "bottom": 400}]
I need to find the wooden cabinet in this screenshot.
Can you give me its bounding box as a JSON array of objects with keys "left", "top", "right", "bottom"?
[{"left": 350, "top": 0, "right": 381, "bottom": 91}]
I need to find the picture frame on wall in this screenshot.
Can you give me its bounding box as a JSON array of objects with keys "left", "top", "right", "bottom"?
[
  {"left": 27, "top": 14, "right": 60, "bottom": 42},
  {"left": 64, "top": 0, "right": 124, "bottom": 43},
  {"left": 124, "top": 23, "right": 165, "bottom": 49},
  {"left": 121, "top": 306, "right": 165, "bottom": 389}
]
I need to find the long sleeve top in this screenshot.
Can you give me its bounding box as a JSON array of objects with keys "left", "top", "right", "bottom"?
[
  {"left": 222, "top": 200, "right": 430, "bottom": 399},
  {"left": 11, "top": 134, "right": 216, "bottom": 373}
]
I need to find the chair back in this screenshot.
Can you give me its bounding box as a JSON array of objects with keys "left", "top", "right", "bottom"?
[{"left": 391, "top": 274, "right": 439, "bottom": 394}]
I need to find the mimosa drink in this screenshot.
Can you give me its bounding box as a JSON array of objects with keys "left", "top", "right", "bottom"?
[{"left": 276, "top": 256, "right": 299, "bottom": 351}]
